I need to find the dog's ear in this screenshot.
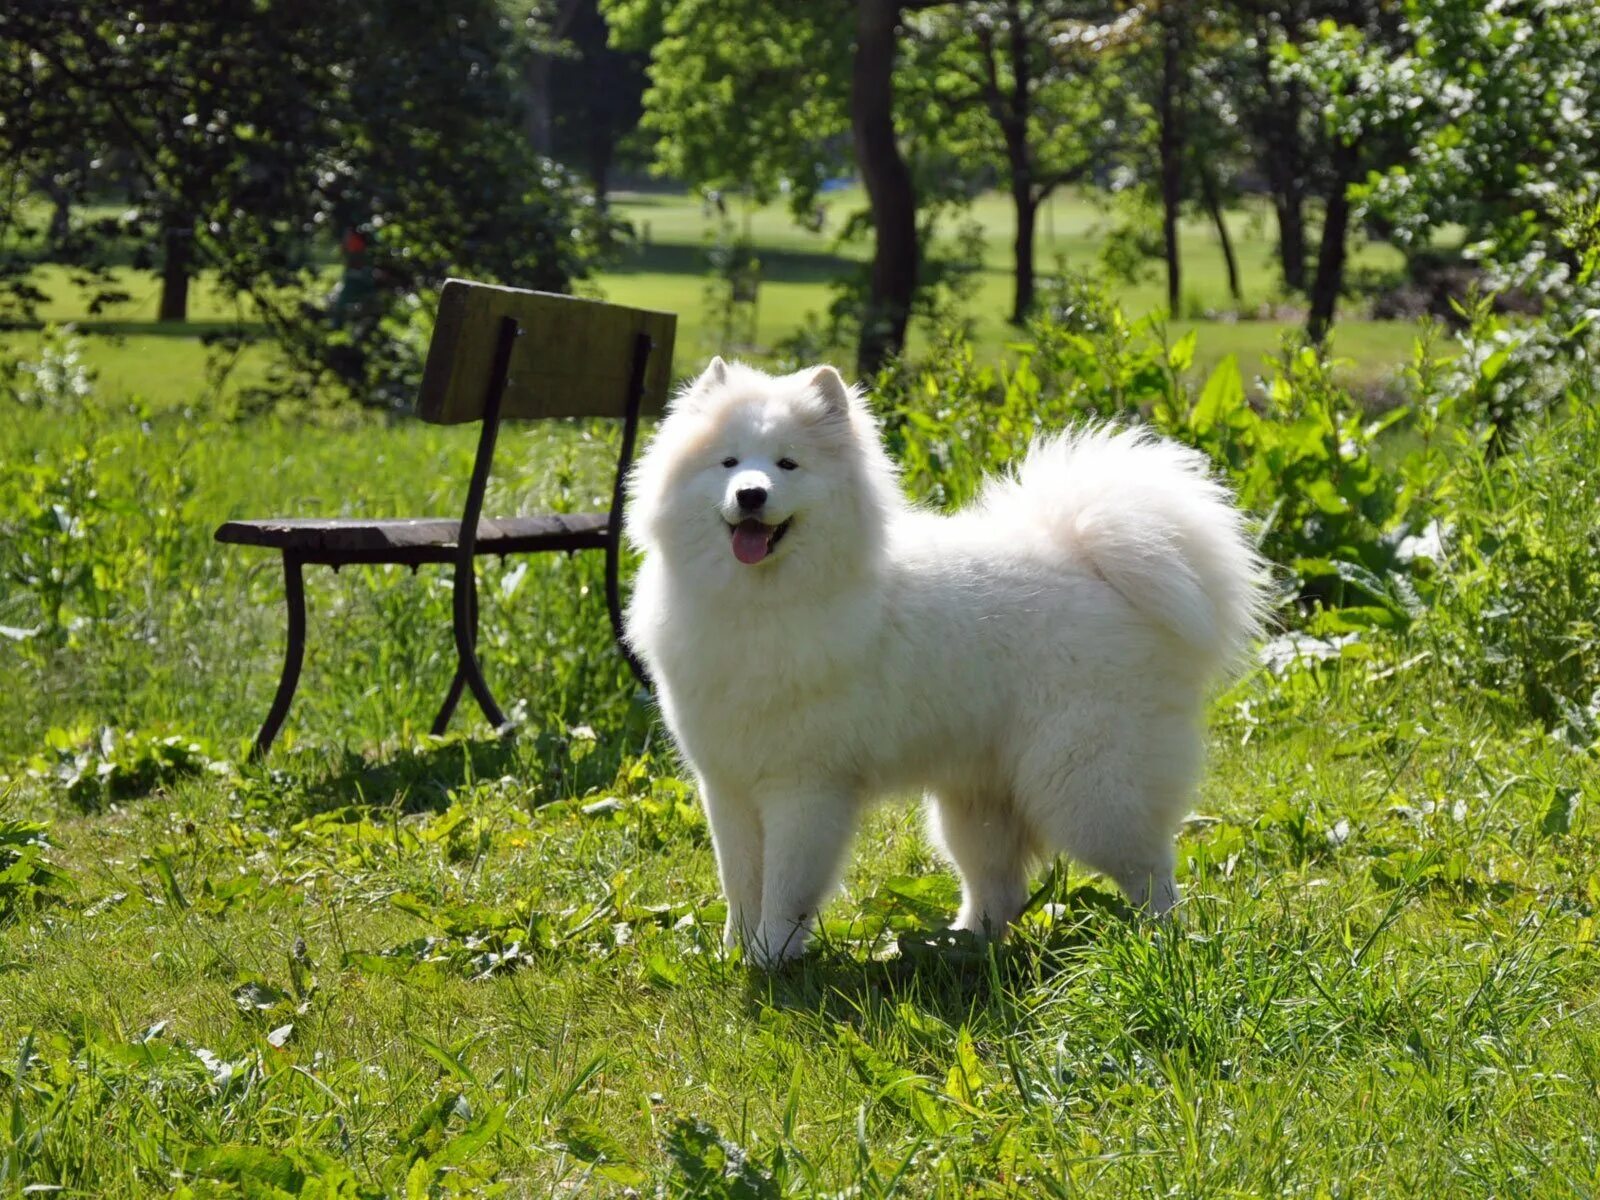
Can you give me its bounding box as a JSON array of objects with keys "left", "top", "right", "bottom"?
[
  {"left": 808, "top": 365, "right": 851, "bottom": 417},
  {"left": 670, "top": 356, "right": 730, "bottom": 412},
  {"left": 700, "top": 356, "right": 729, "bottom": 389}
]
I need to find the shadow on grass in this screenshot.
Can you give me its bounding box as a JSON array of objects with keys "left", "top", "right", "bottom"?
[
  {"left": 611, "top": 190, "right": 696, "bottom": 209},
  {"left": 248, "top": 693, "right": 648, "bottom": 821},
  {"left": 606, "top": 240, "right": 857, "bottom": 286},
  {"left": 83, "top": 320, "right": 267, "bottom": 339},
  {"left": 261, "top": 735, "right": 525, "bottom": 819},
  {"left": 6, "top": 318, "right": 267, "bottom": 339},
  {"left": 744, "top": 882, "right": 1131, "bottom": 1025}
]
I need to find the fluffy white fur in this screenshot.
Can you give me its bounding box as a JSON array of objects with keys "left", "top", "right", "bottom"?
[{"left": 625, "top": 357, "right": 1268, "bottom": 967}]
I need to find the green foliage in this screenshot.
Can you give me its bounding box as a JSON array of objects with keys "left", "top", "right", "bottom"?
[
  {"left": 0, "top": 2, "right": 612, "bottom": 411},
  {"left": 879, "top": 298, "right": 1431, "bottom": 626},
  {"left": 605, "top": 0, "right": 853, "bottom": 216},
  {"left": 878, "top": 288, "right": 1171, "bottom": 509},
  {"left": 22, "top": 726, "right": 219, "bottom": 813},
  {"left": 702, "top": 210, "right": 764, "bottom": 352},
  {"left": 2, "top": 384, "right": 199, "bottom": 650},
  {"left": 5, "top": 325, "right": 95, "bottom": 411},
  {"left": 1332, "top": 0, "right": 1600, "bottom": 291},
  {"left": 1159, "top": 343, "right": 1420, "bottom": 624},
  {"left": 1431, "top": 400, "right": 1600, "bottom": 743},
  {"left": 1438, "top": 291, "right": 1600, "bottom": 448},
  {"left": 663, "top": 1117, "right": 790, "bottom": 1198},
  {"left": 0, "top": 819, "right": 72, "bottom": 922}
]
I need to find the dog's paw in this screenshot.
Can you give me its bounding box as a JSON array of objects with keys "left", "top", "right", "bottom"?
[{"left": 745, "top": 922, "right": 809, "bottom": 970}]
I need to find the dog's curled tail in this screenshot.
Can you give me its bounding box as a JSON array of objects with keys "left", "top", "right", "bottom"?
[{"left": 981, "top": 425, "right": 1270, "bottom": 674}]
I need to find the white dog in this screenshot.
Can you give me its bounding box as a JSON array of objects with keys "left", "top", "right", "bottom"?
[{"left": 625, "top": 358, "right": 1266, "bottom": 966}]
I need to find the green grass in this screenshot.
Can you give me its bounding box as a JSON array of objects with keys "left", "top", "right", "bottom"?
[
  {"left": 2, "top": 295, "right": 1597, "bottom": 1194},
  {"left": 612, "top": 188, "right": 1406, "bottom": 362},
  {"left": 6, "top": 188, "right": 1424, "bottom": 412}
]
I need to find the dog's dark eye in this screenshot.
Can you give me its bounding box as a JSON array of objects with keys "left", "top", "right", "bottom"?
[
  {"left": 777, "top": 458, "right": 798, "bottom": 471},
  {"left": 721, "top": 456, "right": 738, "bottom": 468}
]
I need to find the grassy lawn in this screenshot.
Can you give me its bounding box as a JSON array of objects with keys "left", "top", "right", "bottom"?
[
  {"left": 5, "top": 188, "right": 1425, "bottom": 410},
  {"left": 2, "top": 296, "right": 1597, "bottom": 1194}
]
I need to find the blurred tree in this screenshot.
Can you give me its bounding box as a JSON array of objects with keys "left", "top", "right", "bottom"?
[
  {"left": 909, "top": 2, "right": 1138, "bottom": 323},
  {"left": 1152, "top": 0, "right": 1190, "bottom": 311},
  {"left": 1197, "top": 0, "right": 1411, "bottom": 338},
  {"left": 0, "top": 0, "right": 607, "bottom": 409},
  {"left": 1331, "top": 0, "right": 1600, "bottom": 297},
  {"left": 1092, "top": 2, "right": 1254, "bottom": 315},
  {"left": 1186, "top": 42, "right": 1249, "bottom": 304},
  {"left": 1273, "top": 2, "right": 1414, "bottom": 339},
  {"left": 1218, "top": 0, "right": 1316, "bottom": 294},
  {"left": 854, "top": 0, "right": 921, "bottom": 373},
  {"left": 520, "top": 0, "right": 585, "bottom": 156},
  {"left": 547, "top": 0, "right": 650, "bottom": 205},
  {"left": 605, "top": 0, "right": 853, "bottom": 219},
  {"left": 609, "top": 0, "right": 961, "bottom": 375}
]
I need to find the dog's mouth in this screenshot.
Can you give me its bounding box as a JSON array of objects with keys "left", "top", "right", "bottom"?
[{"left": 728, "top": 517, "right": 791, "bottom": 565}]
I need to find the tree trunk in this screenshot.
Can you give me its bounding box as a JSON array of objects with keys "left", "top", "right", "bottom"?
[
  {"left": 1011, "top": 186, "right": 1038, "bottom": 324},
  {"left": 524, "top": 54, "right": 554, "bottom": 156},
  {"left": 852, "top": 0, "right": 918, "bottom": 377},
  {"left": 590, "top": 138, "right": 613, "bottom": 211},
  {"left": 1250, "top": 17, "right": 1308, "bottom": 293},
  {"left": 1004, "top": 1, "right": 1036, "bottom": 326},
  {"left": 1265, "top": 82, "right": 1308, "bottom": 293},
  {"left": 1273, "top": 181, "right": 1308, "bottom": 293},
  {"left": 1200, "top": 168, "right": 1241, "bottom": 303},
  {"left": 42, "top": 182, "right": 72, "bottom": 245},
  {"left": 48, "top": 196, "right": 71, "bottom": 245},
  {"left": 1157, "top": 5, "right": 1184, "bottom": 312},
  {"left": 1307, "top": 142, "right": 1359, "bottom": 343},
  {"left": 523, "top": 0, "right": 584, "bottom": 156},
  {"left": 159, "top": 221, "right": 191, "bottom": 322}
]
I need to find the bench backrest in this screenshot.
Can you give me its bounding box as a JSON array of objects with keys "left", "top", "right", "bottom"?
[{"left": 417, "top": 279, "right": 678, "bottom": 424}]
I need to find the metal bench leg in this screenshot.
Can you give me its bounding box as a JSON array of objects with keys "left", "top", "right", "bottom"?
[
  {"left": 253, "top": 552, "right": 306, "bottom": 759},
  {"left": 440, "top": 314, "right": 517, "bottom": 737},
  {"left": 604, "top": 534, "right": 651, "bottom": 689},
  {"left": 452, "top": 557, "right": 510, "bottom": 733},
  {"left": 606, "top": 329, "right": 653, "bottom": 691},
  {"left": 430, "top": 568, "right": 478, "bottom": 735}
]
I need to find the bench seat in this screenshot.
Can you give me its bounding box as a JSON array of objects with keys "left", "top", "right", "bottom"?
[{"left": 216, "top": 512, "right": 610, "bottom": 563}]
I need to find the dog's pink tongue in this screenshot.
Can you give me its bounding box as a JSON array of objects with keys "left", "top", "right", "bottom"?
[{"left": 731, "top": 519, "right": 771, "bottom": 565}]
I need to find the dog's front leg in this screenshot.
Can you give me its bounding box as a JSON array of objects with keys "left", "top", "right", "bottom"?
[
  {"left": 750, "top": 791, "right": 858, "bottom": 968},
  {"left": 700, "top": 781, "right": 763, "bottom": 952}
]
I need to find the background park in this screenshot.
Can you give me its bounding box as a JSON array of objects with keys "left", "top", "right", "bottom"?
[{"left": 2, "top": 1, "right": 1599, "bottom": 1195}]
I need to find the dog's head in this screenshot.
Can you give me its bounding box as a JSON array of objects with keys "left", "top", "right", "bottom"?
[{"left": 627, "top": 357, "right": 898, "bottom": 580}]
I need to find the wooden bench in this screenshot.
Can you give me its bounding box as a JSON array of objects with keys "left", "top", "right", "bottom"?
[{"left": 216, "top": 279, "right": 677, "bottom": 756}]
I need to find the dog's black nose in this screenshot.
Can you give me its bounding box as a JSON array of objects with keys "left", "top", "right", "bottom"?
[{"left": 736, "top": 486, "right": 767, "bottom": 512}]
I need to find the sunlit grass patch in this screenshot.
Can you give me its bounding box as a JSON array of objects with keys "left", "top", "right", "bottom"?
[{"left": 2, "top": 294, "right": 1596, "bottom": 1195}]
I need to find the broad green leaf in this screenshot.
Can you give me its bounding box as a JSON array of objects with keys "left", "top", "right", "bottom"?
[
  {"left": 1168, "top": 329, "right": 1199, "bottom": 373},
  {"left": 1541, "top": 788, "right": 1579, "bottom": 837},
  {"left": 1192, "top": 354, "right": 1244, "bottom": 435}
]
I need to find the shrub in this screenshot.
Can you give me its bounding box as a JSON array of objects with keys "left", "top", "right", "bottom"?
[
  {"left": 876, "top": 300, "right": 1427, "bottom": 629},
  {"left": 1429, "top": 401, "right": 1600, "bottom": 744}
]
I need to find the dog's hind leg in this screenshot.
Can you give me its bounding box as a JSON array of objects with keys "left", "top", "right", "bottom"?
[
  {"left": 926, "top": 791, "right": 1033, "bottom": 937},
  {"left": 701, "top": 781, "right": 763, "bottom": 951},
  {"left": 751, "top": 791, "right": 859, "bottom": 968},
  {"left": 1030, "top": 788, "right": 1182, "bottom": 918},
  {"left": 1013, "top": 718, "right": 1190, "bottom": 920},
  {"left": 1107, "top": 852, "right": 1179, "bottom": 917}
]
